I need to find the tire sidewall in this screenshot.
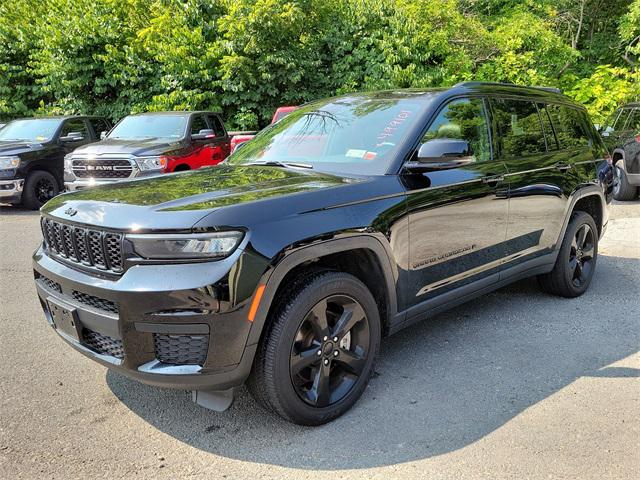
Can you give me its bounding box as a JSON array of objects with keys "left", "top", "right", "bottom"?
[
  {"left": 23, "top": 170, "right": 59, "bottom": 209},
  {"left": 559, "top": 213, "right": 598, "bottom": 296},
  {"left": 271, "top": 274, "right": 381, "bottom": 425}
]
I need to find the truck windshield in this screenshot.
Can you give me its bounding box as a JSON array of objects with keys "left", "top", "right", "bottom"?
[
  {"left": 108, "top": 115, "right": 188, "bottom": 140},
  {"left": 0, "top": 119, "right": 62, "bottom": 143},
  {"left": 227, "top": 95, "right": 430, "bottom": 175}
]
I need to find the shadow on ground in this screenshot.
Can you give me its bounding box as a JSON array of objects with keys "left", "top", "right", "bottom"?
[{"left": 107, "top": 254, "right": 639, "bottom": 470}]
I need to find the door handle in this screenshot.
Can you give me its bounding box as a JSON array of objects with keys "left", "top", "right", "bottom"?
[
  {"left": 555, "top": 162, "right": 571, "bottom": 172},
  {"left": 481, "top": 174, "right": 505, "bottom": 185}
]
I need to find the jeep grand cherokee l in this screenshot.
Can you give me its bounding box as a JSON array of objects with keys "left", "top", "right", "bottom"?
[
  {"left": 33, "top": 82, "right": 612, "bottom": 425},
  {"left": 0, "top": 116, "right": 108, "bottom": 209},
  {"left": 64, "top": 111, "right": 231, "bottom": 191},
  {"left": 600, "top": 103, "right": 640, "bottom": 200}
]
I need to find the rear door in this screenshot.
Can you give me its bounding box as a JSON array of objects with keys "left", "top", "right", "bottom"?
[
  {"left": 405, "top": 96, "right": 509, "bottom": 309},
  {"left": 490, "top": 97, "right": 567, "bottom": 268},
  {"left": 206, "top": 113, "right": 231, "bottom": 163}
]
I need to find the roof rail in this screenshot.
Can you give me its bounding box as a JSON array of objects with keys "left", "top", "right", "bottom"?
[{"left": 453, "top": 81, "right": 562, "bottom": 94}]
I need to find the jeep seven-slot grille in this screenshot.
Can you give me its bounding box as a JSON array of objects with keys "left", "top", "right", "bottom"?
[
  {"left": 82, "top": 328, "right": 124, "bottom": 359},
  {"left": 72, "top": 159, "right": 133, "bottom": 179},
  {"left": 41, "top": 218, "right": 124, "bottom": 273}
]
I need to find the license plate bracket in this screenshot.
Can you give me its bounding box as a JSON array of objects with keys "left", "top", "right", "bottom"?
[{"left": 47, "top": 297, "right": 81, "bottom": 342}]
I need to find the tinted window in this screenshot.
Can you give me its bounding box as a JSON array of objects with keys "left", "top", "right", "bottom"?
[
  {"left": 89, "top": 118, "right": 109, "bottom": 136},
  {"left": 208, "top": 115, "right": 225, "bottom": 136},
  {"left": 60, "top": 119, "right": 89, "bottom": 139},
  {"left": 190, "top": 115, "right": 208, "bottom": 135},
  {"left": 538, "top": 104, "right": 558, "bottom": 150},
  {"left": 492, "top": 99, "right": 546, "bottom": 157},
  {"left": 108, "top": 115, "right": 187, "bottom": 140},
  {"left": 421, "top": 98, "right": 491, "bottom": 162},
  {"left": 0, "top": 118, "right": 62, "bottom": 143},
  {"left": 546, "top": 104, "right": 591, "bottom": 149},
  {"left": 624, "top": 108, "right": 640, "bottom": 131}
]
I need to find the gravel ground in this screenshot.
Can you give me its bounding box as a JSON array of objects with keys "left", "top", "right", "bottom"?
[{"left": 0, "top": 200, "right": 638, "bottom": 480}]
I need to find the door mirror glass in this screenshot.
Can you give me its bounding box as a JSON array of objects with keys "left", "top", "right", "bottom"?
[{"left": 191, "top": 129, "right": 215, "bottom": 140}]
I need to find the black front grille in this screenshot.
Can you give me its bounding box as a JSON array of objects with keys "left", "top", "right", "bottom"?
[
  {"left": 36, "top": 273, "right": 62, "bottom": 293},
  {"left": 154, "top": 334, "right": 209, "bottom": 366},
  {"left": 82, "top": 328, "right": 124, "bottom": 359},
  {"left": 72, "top": 290, "right": 118, "bottom": 315},
  {"left": 41, "top": 218, "right": 124, "bottom": 274},
  {"left": 72, "top": 159, "right": 133, "bottom": 179}
]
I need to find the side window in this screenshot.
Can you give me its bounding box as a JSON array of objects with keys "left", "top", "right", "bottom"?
[
  {"left": 538, "top": 104, "right": 558, "bottom": 151},
  {"left": 208, "top": 115, "right": 225, "bottom": 137},
  {"left": 421, "top": 98, "right": 491, "bottom": 162},
  {"left": 616, "top": 108, "right": 633, "bottom": 131},
  {"left": 89, "top": 118, "right": 109, "bottom": 136},
  {"left": 624, "top": 108, "right": 640, "bottom": 131},
  {"left": 491, "top": 98, "right": 546, "bottom": 157},
  {"left": 546, "top": 104, "right": 591, "bottom": 149},
  {"left": 60, "top": 119, "right": 89, "bottom": 139},
  {"left": 190, "top": 115, "right": 208, "bottom": 135}
]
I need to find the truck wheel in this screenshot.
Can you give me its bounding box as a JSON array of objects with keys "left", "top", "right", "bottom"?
[
  {"left": 248, "top": 271, "right": 381, "bottom": 425},
  {"left": 613, "top": 164, "right": 638, "bottom": 201},
  {"left": 538, "top": 211, "right": 598, "bottom": 298},
  {"left": 22, "top": 171, "right": 59, "bottom": 210}
]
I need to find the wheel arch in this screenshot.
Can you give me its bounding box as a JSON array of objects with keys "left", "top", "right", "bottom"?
[
  {"left": 246, "top": 235, "right": 400, "bottom": 348},
  {"left": 556, "top": 186, "right": 606, "bottom": 245},
  {"left": 612, "top": 148, "right": 626, "bottom": 170}
]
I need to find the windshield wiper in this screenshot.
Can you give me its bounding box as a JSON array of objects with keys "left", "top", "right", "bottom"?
[{"left": 244, "top": 160, "right": 313, "bottom": 169}]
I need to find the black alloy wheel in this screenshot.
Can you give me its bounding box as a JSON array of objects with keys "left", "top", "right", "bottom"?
[
  {"left": 22, "top": 170, "right": 60, "bottom": 210},
  {"left": 568, "top": 223, "right": 595, "bottom": 288},
  {"left": 289, "top": 295, "right": 370, "bottom": 407},
  {"left": 35, "top": 176, "right": 56, "bottom": 204}
]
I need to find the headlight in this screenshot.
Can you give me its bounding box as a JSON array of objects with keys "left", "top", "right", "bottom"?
[
  {"left": 0, "top": 156, "right": 20, "bottom": 170},
  {"left": 135, "top": 156, "right": 167, "bottom": 171},
  {"left": 127, "top": 231, "right": 244, "bottom": 260}
]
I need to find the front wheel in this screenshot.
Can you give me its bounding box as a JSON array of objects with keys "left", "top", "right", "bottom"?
[
  {"left": 248, "top": 271, "right": 381, "bottom": 425},
  {"left": 22, "top": 170, "right": 59, "bottom": 210},
  {"left": 538, "top": 211, "right": 598, "bottom": 298}
]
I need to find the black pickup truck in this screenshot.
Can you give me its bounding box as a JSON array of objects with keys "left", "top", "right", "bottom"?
[
  {"left": 33, "top": 83, "right": 612, "bottom": 425},
  {"left": 0, "top": 116, "right": 109, "bottom": 209}
]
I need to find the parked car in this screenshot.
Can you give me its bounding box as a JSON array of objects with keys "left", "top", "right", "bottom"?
[
  {"left": 0, "top": 116, "right": 109, "bottom": 209},
  {"left": 229, "top": 106, "right": 297, "bottom": 153},
  {"left": 64, "top": 111, "right": 231, "bottom": 191},
  {"left": 33, "top": 83, "right": 611, "bottom": 425},
  {"left": 599, "top": 103, "right": 640, "bottom": 200}
]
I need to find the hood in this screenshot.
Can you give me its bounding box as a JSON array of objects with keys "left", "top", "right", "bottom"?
[
  {"left": 72, "top": 137, "right": 183, "bottom": 157},
  {"left": 42, "top": 165, "right": 361, "bottom": 231},
  {"left": 0, "top": 141, "right": 45, "bottom": 156}
]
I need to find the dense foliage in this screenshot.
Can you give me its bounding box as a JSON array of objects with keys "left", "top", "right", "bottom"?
[{"left": 0, "top": 0, "right": 639, "bottom": 128}]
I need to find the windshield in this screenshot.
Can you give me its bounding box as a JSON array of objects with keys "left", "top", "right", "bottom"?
[
  {"left": 108, "top": 114, "right": 188, "bottom": 140},
  {"left": 0, "top": 118, "right": 62, "bottom": 143},
  {"left": 227, "top": 95, "right": 429, "bottom": 175}
]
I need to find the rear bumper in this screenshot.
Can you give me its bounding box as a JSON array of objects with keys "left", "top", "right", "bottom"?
[
  {"left": 32, "top": 245, "right": 256, "bottom": 391},
  {"left": 0, "top": 179, "right": 24, "bottom": 203}
]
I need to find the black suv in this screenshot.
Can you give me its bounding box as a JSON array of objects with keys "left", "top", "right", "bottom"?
[
  {"left": 0, "top": 116, "right": 109, "bottom": 209},
  {"left": 600, "top": 103, "right": 640, "bottom": 200},
  {"left": 33, "top": 83, "right": 612, "bottom": 425}
]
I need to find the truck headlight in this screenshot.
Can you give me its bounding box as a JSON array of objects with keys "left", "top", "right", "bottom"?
[
  {"left": 127, "top": 231, "right": 244, "bottom": 259},
  {"left": 0, "top": 156, "right": 20, "bottom": 170},
  {"left": 135, "top": 156, "right": 167, "bottom": 171}
]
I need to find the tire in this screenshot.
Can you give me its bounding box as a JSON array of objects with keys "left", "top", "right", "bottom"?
[
  {"left": 248, "top": 271, "right": 381, "bottom": 425},
  {"left": 21, "top": 170, "right": 59, "bottom": 210},
  {"left": 613, "top": 163, "right": 638, "bottom": 201},
  {"left": 538, "top": 211, "right": 598, "bottom": 298}
]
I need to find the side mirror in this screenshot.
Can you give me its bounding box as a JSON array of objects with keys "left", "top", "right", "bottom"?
[
  {"left": 405, "top": 138, "right": 474, "bottom": 172},
  {"left": 60, "top": 132, "right": 85, "bottom": 142},
  {"left": 100, "top": 131, "right": 107, "bottom": 140},
  {"left": 191, "top": 129, "right": 215, "bottom": 140}
]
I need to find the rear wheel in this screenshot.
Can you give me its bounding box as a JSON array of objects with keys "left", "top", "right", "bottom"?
[
  {"left": 613, "top": 163, "right": 638, "bottom": 201},
  {"left": 22, "top": 170, "right": 59, "bottom": 210},
  {"left": 248, "top": 271, "right": 381, "bottom": 425},
  {"left": 538, "top": 211, "right": 598, "bottom": 298}
]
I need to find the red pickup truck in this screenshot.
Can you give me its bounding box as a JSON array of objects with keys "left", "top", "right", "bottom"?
[
  {"left": 229, "top": 106, "right": 297, "bottom": 153},
  {"left": 64, "top": 111, "right": 233, "bottom": 190}
]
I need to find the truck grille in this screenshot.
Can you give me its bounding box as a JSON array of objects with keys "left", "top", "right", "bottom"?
[
  {"left": 72, "top": 158, "right": 133, "bottom": 179},
  {"left": 154, "top": 334, "right": 209, "bottom": 366},
  {"left": 41, "top": 217, "right": 124, "bottom": 273},
  {"left": 82, "top": 328, "right": 124, "bottom": 359}
]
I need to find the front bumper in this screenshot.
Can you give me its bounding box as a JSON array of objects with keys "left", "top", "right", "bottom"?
[
  {"left": 0, "top": 179, "right": 24, "bottom": 203},
  {"left": 33, "top": 245, "right": 256, "bottom": 391}
]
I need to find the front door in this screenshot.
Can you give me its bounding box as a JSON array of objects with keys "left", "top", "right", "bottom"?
[{"left": 405, "top": 97, "right": 509, "bottom": 310}]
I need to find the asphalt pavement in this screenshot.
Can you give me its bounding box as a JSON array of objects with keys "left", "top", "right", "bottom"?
[{"left": 0, "top": 200, "right": 638, "bottom": 479}]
